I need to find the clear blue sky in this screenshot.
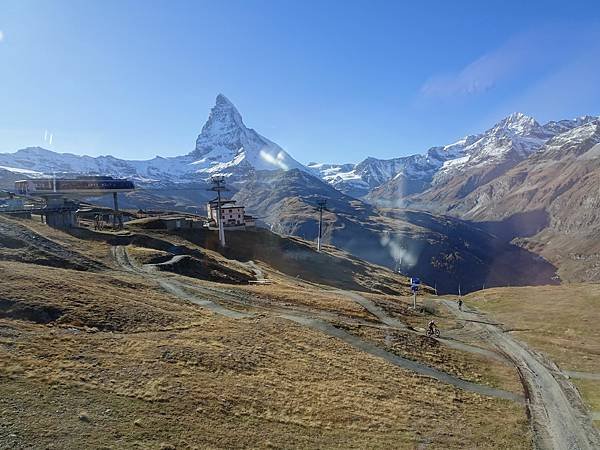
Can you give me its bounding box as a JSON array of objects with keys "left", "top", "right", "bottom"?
[{"left": 1, "top": 0, "right": 600, "bottom": 163}]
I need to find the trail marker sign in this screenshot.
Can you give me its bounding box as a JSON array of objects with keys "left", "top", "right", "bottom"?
[
  {"left": 410, "top": 277, "right": 421, "bottom": 291},
  {"left": 410, "top": 277, "right": 420, "bottom": 308}
]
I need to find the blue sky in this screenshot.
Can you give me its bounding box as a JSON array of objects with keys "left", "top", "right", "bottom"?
[{"left": 1, "top": 0, "right": 600, "bottom": 163}]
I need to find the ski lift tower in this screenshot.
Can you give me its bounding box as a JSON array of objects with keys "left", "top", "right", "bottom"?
[
  {"left": 315, "top": 198, "right": 328, "bottom": 252},
  {"left": 209, "top": 175, "right": 227, "bottom": 247}
]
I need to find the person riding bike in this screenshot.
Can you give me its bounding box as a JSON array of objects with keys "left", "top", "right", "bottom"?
[{"left": 428, "top": 320, "right": 436, "bottom": 334}]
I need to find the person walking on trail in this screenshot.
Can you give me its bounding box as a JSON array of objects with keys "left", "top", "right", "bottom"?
[{"left": 458, "top": 298, "right": 463, "bottom": 311}]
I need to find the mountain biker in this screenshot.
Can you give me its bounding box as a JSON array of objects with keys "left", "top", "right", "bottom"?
[{"left": 427, "top": 320, "right": 436, "bottom": 334}]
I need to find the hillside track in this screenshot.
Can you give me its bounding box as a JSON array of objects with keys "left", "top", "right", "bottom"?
[
  {"left": 443, "top": 300, "right": 600, "bottom": 450},
  {"left": 111, "top": 245, "right": 252, "bottom": 319},
  {"left": 281, "top": 313, "right": 522, "bottom": 402},
  {"left": 111, "top": 245, "right": 523, "bottom": 402},
  {"left": 336, "top": 290, "right": 511, "bottom": 363},
  {"left": 0, "top": 216, "right": 104, "bottom": 270}
]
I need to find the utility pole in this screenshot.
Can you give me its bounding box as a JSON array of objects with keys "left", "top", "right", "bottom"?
[
  {"left": 210, "top": 176, "right": 227, "bottom": 248},
  {"left": 316, "top": 198, "right": 327, "bottom": 252}
]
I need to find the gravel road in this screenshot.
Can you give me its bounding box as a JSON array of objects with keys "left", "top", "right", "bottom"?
[{"left": 443, "top": 299, "right": 600, "bottom": 450}]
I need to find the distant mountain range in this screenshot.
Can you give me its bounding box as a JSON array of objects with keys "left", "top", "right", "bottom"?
[
  {"left": 1, "top": 94, "right": 598, "bottom": 290},
  {"left": 311, "top": 112, "right": 597, "bottom": 201},
  {"left": 232, "top": 168, "right": 558, "bottom": 293},
  {"left": 1, "top": 94, "right": 595, "bottom": 201}
]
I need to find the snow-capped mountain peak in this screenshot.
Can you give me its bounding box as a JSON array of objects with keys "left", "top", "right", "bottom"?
[
  {"left": 0, "top": 94, "right": 309, "bottom": 183},
  {"left": 194, "top": 94, "right": 246, "bottom": 157},
  {"left": 313, "top": 112, "right": 599, "bottom": 200},
  {"left": 190, "top": 94, "right": 308, "bottom": 175},
  {"left": 491, "top": 112, "right": 542, "bottom": 136},
  {"left": 542, "top": 115, "right": 598, "bottom": 135}
]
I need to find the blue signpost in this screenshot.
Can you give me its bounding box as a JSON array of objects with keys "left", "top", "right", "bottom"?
[{"left": 410, "top": 277, "right": 420, "bottom": 308}]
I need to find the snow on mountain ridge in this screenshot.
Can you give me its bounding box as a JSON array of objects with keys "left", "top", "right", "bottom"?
[
  {"left": 0, "top": 95, "right": 310, "bottom": 183},
  {"left": 190, "top": 93, "right": 307, "bottom": 175},
  {"left": 314, "top": 112, "right": 599, "bottom": 198},
  {"left": 1, "top": 106, "right": 597, "bottom": 198}
]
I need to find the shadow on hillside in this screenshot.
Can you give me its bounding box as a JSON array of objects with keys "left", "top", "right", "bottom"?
[
  {"left": 174, "top": 227, "right": 408, "bottom": 295},
  {"left": 67, "top": 225, "right": 409, "bottom": 295},
  {"left": 468, "top": 209, "right": 550, "bottom": 242},
  {"left": 338, "top": 209, "right": 559, "bottom": 295}
]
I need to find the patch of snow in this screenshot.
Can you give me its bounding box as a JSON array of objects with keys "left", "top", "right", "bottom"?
[
  {"left": 0, "top": 165, "right": 45, "bottom": 176},
  {"left": 441, "top": 155, "right": 471, "bottom": 169}
]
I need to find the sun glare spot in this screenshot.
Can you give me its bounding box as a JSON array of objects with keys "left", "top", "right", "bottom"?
[{"left": 260, "top": 149, "right": 289, "bottom": 170}]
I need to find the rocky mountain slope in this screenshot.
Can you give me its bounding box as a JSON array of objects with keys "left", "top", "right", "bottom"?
[
  {"left": 309, "top": 155, "right": 436, "bottom": 199},
  {"left": 398, "top": 115, "right": 595, "bottom": 209},
  {"left": 1, "top": 96, "right": 596, "bottom": 287},
  {"left": 419, "top": 120, "right": 600, "bottom": 283},
  {"left": 233, "top": 169, "right": 558, "bottom": 294},
  {"left": 309, "top": 113, "right": 597, "bottom": 203}
]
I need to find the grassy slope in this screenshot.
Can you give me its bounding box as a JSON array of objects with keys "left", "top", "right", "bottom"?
[
  {"left": 0, "top": 220, "right": 531, "bottom": 449},
  {"left": 465, "top": 285, "right": 600, "bottom": 373},
  {"left": 465, "top": 284, "right": 600, "bottom": 426}
]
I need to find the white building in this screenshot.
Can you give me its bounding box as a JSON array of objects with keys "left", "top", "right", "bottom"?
[{"left": 206, "top": 199, "right": 255, "bottom": 229}]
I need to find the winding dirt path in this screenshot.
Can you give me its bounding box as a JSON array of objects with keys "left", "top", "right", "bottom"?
[
  {"left": 563, "top": 370, "right": 600, "bottom": 381},
  {"left": 337, "top": 290, "right": 509, "bottom": 363},
  {"left": 442, "top": 300, "right": 600, "bottom": 450},
  {"left": 111, "top": 246, "right": 252, "bottom": 319},
  {"left": 111, "top": 245, "right": 522, "bottom": 402},
  {"left": 281, "top": 313, "right": 522, "bottom": 402}
]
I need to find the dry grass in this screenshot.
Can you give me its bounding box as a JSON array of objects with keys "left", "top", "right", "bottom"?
[
  {"left": 360, "top": 292, "right": 463, "bottom": 331},
  {"left": 573, "top": 379, "right": 600, "bottom": 412},
  {"left": 465, "top": 284, "right": 600, "bottom": 373},
  {"left": 126, "top": 245, "right": 171, "bottom": 264},
  {"left": 465, "top": 284, "right": 600, "bottom": 428},
  {"left": 10, "top": 215, "right": 117, "bottom": 264},
  {"left": 0, "top": 218, "right": 532, "bottom": 448},
  {"left": 348, "top": 325, "right": 523, "bottom": 395},
  {"left": 0, "top": 312, "right": 530, "bottom": 449},
  {"left": 236, "top": 283, "right": 372, "bottom": 319},
  {"left": 0, "top": 261, "right": 203, "bottom": 332}
]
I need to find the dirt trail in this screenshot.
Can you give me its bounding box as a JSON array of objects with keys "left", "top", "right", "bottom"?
[
  {"left": 281, "top": 313, "right": 522, "bottom": 402},
  {"left": 337, "top": 290, "right": 408, "bottom": 329},
  {"left": 0, "top": 216, "right": 103, "bottom": 270},
  {"left": 337, "top": 290, "right": 509, "bottom": 363},
  {"left": 443, "top": 300, "right": 600, "bottom": 450},
  {"left": 563, "top": 370, "right": 600, "bottom": 381},
  {"left": 111, "top": 246, "right": 252, "bottom": 319},
  {"left": 110, "top": 246, "right": 524, "bottom": 402}
]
